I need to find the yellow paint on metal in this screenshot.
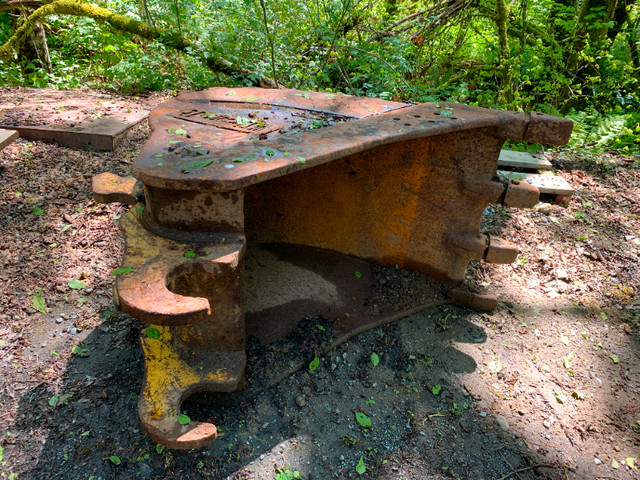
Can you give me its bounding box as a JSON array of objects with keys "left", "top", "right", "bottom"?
[{"left": 140, "top": 326, "right": 235, "bottom": 416}]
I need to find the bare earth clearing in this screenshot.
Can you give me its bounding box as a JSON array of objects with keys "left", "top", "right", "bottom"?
[{"left": 1, "top": 88, "right": 639, "bottom": 480}]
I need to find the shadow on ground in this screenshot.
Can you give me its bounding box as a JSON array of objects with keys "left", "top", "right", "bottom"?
[{"left": 14, "top": 305, "right": 567, "bottom": 480}]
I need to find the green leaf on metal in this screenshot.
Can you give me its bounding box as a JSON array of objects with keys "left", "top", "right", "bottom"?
[
  {"left": 180, "top": 158, "right": 215, "bottom": 173},
  {"left": 177, "top": 414, "right": 191, "bottom": 425},
  {"left": 111, "top": 266, "right": 135, "bottom": 276},
  {"left": 146, "top": 328, "right": 160, "bottom": 339}
]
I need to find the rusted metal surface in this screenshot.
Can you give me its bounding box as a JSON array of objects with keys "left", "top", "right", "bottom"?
[
  {"left": 92, "top": 172, "right": 141, "bottom": 205},
  {"left": 94, "top": 87, "right": 573, "bottom": 449}
]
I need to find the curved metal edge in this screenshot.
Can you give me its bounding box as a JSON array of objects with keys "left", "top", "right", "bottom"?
[
  {"left": 138, "top": 326, "right": 246, "bottom": 450},
  {"left": 116, "top": 207, "right": 246, "bottom": 326}
]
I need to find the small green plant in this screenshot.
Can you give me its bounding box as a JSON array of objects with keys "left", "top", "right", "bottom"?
[
  {"left": 435, "top": 313, "right": 451, "bottom": 331},
  {"left": 275, "top": 465, "right": 303, "bottom": 480},
  {"left": 309, "top": 355, "right": 320, "bottom": 371},
  {"left": 449, "top": 401, "right": 467, "bottom": 416},
  {"left": 370, "top": 353, "right": 379, "bottom": 367},
  {"left": 431, "top": 384, "right": 442, "bottom": 395},
  {"left": 342, "top": 435, "right": 357, "bottom": 446},
  {"left": 71, "top": 345, "right": 89, "bottom": 357},
  {"left": 419, "top": 357, "right": 434, "bottom": 366},
  {"left": 515, "top": 257, "right": 528, "bottom": 267}
]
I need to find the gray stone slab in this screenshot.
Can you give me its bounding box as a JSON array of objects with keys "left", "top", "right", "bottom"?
[
  {"left": 0, "top": 129, "right": 18, "bottom": 150},
  {"left": 498, "top": 150, "right": 553, "bottom": 170}
]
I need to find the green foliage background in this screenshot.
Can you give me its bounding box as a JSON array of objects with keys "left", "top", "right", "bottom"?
[{"left": 1, "top": 0, "right": 639, "bottom": 152}]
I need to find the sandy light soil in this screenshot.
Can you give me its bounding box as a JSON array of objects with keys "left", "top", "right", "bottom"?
[{"left": 0, "top": 88, "right": 639, "bottom": 480}]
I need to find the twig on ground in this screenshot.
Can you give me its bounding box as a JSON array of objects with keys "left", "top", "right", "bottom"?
[
  {"left": 494, "top": 462, "right": 555, "bottom": 480},
  {"left": 498, "top": 451, "right": 524, "bottom": 480}
]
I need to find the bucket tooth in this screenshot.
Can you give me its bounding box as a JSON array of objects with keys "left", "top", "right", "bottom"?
[
  {"left": 447, "top": 233, "right": 488, "bottom": 259},
  {"left": 450, "top": 290, "right": 498, "bottom": 311},
  {"left": 502, "top": 179, "right": 539, "bottom": 208},
  {"left": 93, "top": 172, "right": 142, "bottom": 205},
  {"left": 485, "top": 236, "right": 519, "bottom": 264},
  {"left": 462, "top": 177, "right": 505, "bottom": 204},
  {"left": 138, "top": 326, "right": 245, "bottom": 450},
  {"left": 524, "top": 112, "right": 574, "bottom": 145}
]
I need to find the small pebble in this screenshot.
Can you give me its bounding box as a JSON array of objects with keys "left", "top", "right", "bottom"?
[
  {"left": 594, "top": 458, "right": 602, "bottom": 465},
  {"left": 56, "top": 317, "right": 64, "bottom": 324},
  {"left": 479, "top": 411, "right": 487, "bottom": 418},
  {"left": 139, "top": 463, "right": 152, "bottom": 479},
  {"left": 295, "top": 395, "right": 307, "bottom": 407},
  {"left": 70, "top": 327, "right": 77, "bottom": 335},
  {"left": 543, "top": 420, "right": 551, "bottom": 429},
  {"left": 496, "top": 415, "right": 509, "bottom": 431},
  {"left": 535, "top": 203, "right": 553, "bottom": 215}
]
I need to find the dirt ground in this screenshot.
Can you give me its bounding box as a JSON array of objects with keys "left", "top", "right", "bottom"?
[{"left": 0, "top": 88, "right": 639, "bottom": 480}]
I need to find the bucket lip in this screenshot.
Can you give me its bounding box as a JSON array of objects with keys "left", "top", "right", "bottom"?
[{"left": 133, "top": 88, "right": 533, "bottom": 192}]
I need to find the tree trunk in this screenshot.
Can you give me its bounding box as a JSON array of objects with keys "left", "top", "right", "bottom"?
[
  {"left": 565, "top": 0, "right": 619, "bottom": 73},
  {"left": 23, "top": 19, "right": 52, "bottom": 72},
  {"left": 495, "top": 0, "right": 513, "bottom": 103}
]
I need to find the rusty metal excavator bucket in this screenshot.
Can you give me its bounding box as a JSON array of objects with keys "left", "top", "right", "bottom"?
[{"left": 93, "top": 87, "right": 572, "bottom": 449}]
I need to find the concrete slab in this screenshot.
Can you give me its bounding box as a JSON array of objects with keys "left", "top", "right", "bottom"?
[
  {"left": 498, "top": 170, "right": 574, "bottom": 196},
  {"left": 498, "top": 149, "right": 553, "bottom": 170},
  {"left": 12, "top": 111, "right": 148, "bottom": 150},
  {"left": 0, "top": 129, "right": 18, "bottom": 151},
  {"left": 0, "top": 90, "right": 149, "bottom": 150}
]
